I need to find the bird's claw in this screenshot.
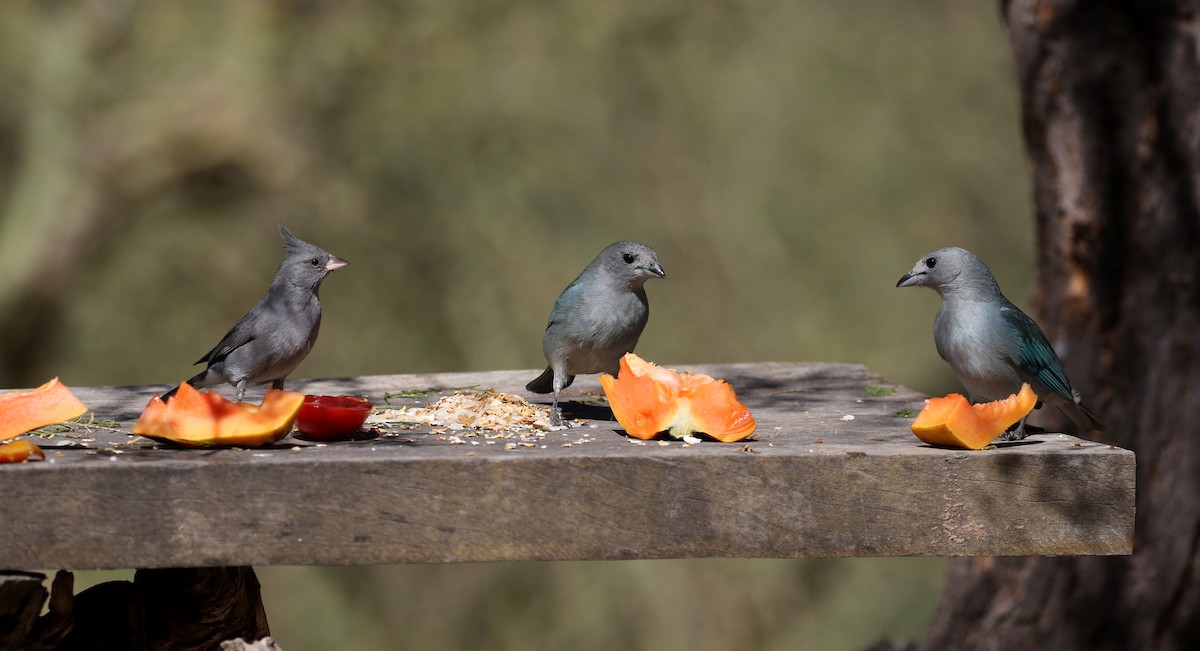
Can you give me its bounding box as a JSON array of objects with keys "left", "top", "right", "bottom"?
[{"left": 1000, "top": 425, "right": 1029, "bottom": 441}]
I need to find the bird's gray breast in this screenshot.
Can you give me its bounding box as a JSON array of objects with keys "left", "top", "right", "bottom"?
[
  {"left": 933, "top": 298, "right": 1023, "bottom": 402},
  {"left": 546, "top": 286, "right": 648, "bottom": 376}
]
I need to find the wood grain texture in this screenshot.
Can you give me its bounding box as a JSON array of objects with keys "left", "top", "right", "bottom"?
[{"left": 0, "top": 363, "right": 1134, "bottom": 569}]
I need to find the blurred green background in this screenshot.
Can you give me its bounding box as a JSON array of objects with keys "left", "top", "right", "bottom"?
[{"left": 2, "top": 0, "right": 1032, "bottom": 649}]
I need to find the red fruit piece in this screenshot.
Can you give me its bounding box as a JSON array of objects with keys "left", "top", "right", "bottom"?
[{"left": 296, "top": 395, "right": 373, "bottom": 440}]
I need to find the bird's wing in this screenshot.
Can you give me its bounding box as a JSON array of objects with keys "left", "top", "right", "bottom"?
[
  {"left": 999, "top": 305, "right": 1075, "bottom": 403},
  {"left": 545, "top": 277, "right": 587, "bottom": 332},
  {"left": 194, "top": 311, "right": 260, "bottom": 365}
]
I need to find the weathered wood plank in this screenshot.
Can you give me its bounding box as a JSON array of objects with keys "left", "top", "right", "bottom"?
[{"left": 0, "top": 363, "right": 1134, "bottom": 569}]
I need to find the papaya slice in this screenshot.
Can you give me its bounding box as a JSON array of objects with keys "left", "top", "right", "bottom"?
[
  {"left": 0, "top": 378, "right": 89, "bottom": 441},
  {"left": 911, "top": 383, "right": 1038, "bottom": 450},
  {"left": 131, "top": 383, "right": 304, "bottom": 448},
  {"left": 599, "top": 356, "right": 681, "bottom": 438},
  {"left": 680, "top": 375, "right": 759, "bottom": 442},
  {"left": 0, "top": 440, "right": 46, "bottom": 463},
  {"left": 600, "top": 353, "right": 756, "bottom": 442}
]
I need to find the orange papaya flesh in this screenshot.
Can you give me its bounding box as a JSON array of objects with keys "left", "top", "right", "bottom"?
[
  {"left": 0, "top": 440, "right": 46, "bottom": 463},
  {"left": 131, "top": 383, "right": 304, "bottom": 448},
  {"left": 600, "top": 353, "right": 757, "bottom": 442},
  {"left": 599, "top": 355, "right": 680, "bottom": 439},
  {"left": 679, "top": 375, "right": 758, "bottom": 442},
  {"left": 0, "top": 378, "right": 89, "bottom": 441},
  {"left": 911, "top": 383, "right": 1038, "bottom": 450},
  {"left": 623, "top": 353, "right": 684, "bottom": 389}
]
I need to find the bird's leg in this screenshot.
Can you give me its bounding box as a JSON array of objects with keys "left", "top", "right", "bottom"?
[
  {"left": 1002, "top": 414, "right": 1030, "bottom": 441},
  {"left": 550, "top": 388, "right": 563, "bottom": 427},
  {"left": 233, "top": 378, "right": 247, "bottom": 403},
  {"left": 1001, "top": 401, "right": 1045, "bottom": 440},
  {"left": 547, "top": 369, "right": 570, "bottom": 427},
  {"left": 271, "top": 378, "right": 286, "bottom": 391}
]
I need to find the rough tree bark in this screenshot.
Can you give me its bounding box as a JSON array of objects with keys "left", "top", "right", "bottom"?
[{"left": 922, "top": 1, "right": 1200, "bottom": 649}]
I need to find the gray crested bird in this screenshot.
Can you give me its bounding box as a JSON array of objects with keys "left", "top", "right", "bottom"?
[
  {"left": 527, "top": 241, "right": 665, "bottom": 426},
  {"left": 897, "top": 246, "right": 1102, "bottom": 439},
  {"left": 161, "top": 225, "right": 348, "bottom": 402}
]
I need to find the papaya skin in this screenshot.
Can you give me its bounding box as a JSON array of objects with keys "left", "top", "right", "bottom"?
[
  {"left": 911, "top": 383, "right": 1038, "bottom": 450},
  {"left": 599, "top": 356, "right": 680, "bottom": 439},
  {"left": 0, "top": 440, "right": 46, "bottom": 463},
  {"left": 132, "top": 383, "right": 304, "bottom": 448},
  {"left": 682, "top": 376, "right": 758, "bottom": 442},
  {"left": 600, "top": 353, "right": 756, "bottom": 442},
  {"left": 0, "top": 378, "right": 89, "bottom": 441}
]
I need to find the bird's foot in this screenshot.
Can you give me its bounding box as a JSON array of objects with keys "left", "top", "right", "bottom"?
[
  {"left": 550, "top": 408, "right": 564, "bottom": 428},
  {"left": 1000, "top": 428, "right": 1028, "bottom": 442},
  {"left": 1001, "top": 418, "right": 1040, "bottom": 441}
]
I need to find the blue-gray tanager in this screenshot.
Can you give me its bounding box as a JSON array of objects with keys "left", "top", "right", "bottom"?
[
  {"left": 897, "top": 246, "right": 1102, "bottom": 438},
  {"left": 162, "top": 225, "right": 348, "bottom": 402},
  {"left": 527, "top": 241, "right": 665, "bottom": 425}
]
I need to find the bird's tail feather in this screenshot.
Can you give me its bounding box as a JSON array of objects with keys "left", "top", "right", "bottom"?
[
  {"left": 1062, "top": 399, "right": 1105, "bottom": 432},
  {"left": 526, "top": 367, "right": 555, "bottom": 394}
]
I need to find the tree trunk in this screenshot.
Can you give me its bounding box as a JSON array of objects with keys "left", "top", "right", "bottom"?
[
  {"left": 1, "top": 569, "right": 270, "bottom": 651},
  {"left": 923, "top": 1, "right": 1200, "bottom": 649}
]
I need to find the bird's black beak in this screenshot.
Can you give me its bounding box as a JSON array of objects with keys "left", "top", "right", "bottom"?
[
  {"left": 648, "top": 263, "right": 666, "bottom": 278},
  {"left": 896, "top": 271, "right": 920, "bottom": 287}
]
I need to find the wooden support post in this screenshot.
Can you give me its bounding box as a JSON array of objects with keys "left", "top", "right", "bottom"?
[
  {"left": 0, "top": 571, "right": 51, "bottom": 649},
  {"left": 1, "top": 568, "right": 269, "bottom": 651}
]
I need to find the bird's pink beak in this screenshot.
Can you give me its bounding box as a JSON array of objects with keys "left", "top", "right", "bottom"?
[{"left": 326, "top": 257, "right": 349, "bottom": 271}]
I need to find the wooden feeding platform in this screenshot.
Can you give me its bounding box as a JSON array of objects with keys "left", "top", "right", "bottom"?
[{"left": 0, "top": 362, "right": 1135, "bottom": 649}]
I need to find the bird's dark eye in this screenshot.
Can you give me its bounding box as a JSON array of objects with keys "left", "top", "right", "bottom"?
[
  {"left": 309, "top": 258, "right": 321, "bottom": 267},
  {"left": 622, "top": 253, "right": 635, "bottom": 264},
  {"left": 925, "top": 257, "right": 937, "bottom": 269}
]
